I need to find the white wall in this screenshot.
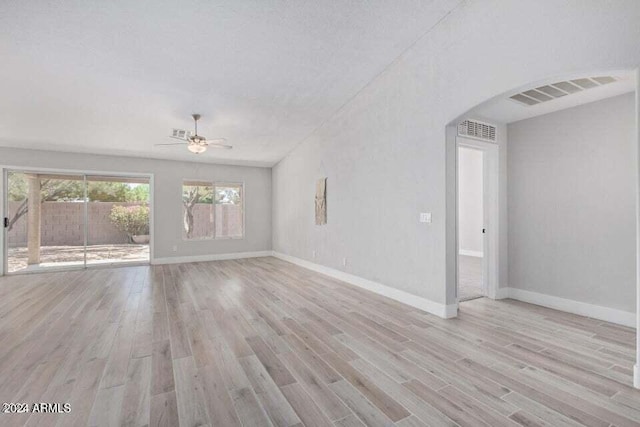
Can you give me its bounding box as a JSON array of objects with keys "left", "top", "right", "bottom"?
[
  {"left": 508, "top": 93, "right": 636, "bottom": 313},
  {"left": 272, "top": 0, "right": 640, "bottom": 309},
  {"left": 0, "top": 147, "right": 272, "bottom": 268},
  {"left": 458, "top": 146, "right": 483, "bottom": 256}
]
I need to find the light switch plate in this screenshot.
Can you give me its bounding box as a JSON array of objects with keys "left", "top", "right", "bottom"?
[{"left": 419, "top": 212, "right": 432, "bottom": 223}]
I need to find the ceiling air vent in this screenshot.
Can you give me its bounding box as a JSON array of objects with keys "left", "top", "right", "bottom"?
[
  {"left": 458, "top": 119, "right": 497, "bottom": 143},
  {"left": 172, "top": 128, "right": 192, "bottom": 139},
  {"left": 509, "top": 76, "right": 618, "bottom": 106}
]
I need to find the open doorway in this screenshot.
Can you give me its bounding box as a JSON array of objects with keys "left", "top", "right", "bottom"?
[
  {"left": 454, "top": 129, "right": 499, "bottom": 304},
  {"left": 457, "top": 145, "right": 485, "bottom": 301},
  {"left": 447, "top": 70, "right": 639, "bottom": 389}
]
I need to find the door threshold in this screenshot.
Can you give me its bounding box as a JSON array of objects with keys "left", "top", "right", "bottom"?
[
  {"left": 5, "top": 260, "right": 150, "bottom": 275},
  {"left": 459, "top": 295, "right": 485, "bottom": 302}
]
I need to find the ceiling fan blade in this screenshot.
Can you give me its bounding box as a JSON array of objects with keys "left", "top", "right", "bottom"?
[
  {"left": 155, "top": 142, "right": 189, "bottom": 146},
  {"left": 203, "top": 138, "right": 232, "bottom": 149},
  {"left": 169, "top": 135, "right": 190, "bottom": 141}
]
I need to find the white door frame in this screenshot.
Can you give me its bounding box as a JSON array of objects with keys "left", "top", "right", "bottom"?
[
  {"left": 456, "top": 136, "right": 499, "bottom": 301},
  {"left": 634, "top": 69, "right": 640, "bottom": 389}
]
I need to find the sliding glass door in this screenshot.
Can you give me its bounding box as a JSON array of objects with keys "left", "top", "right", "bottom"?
[
  {"left": 4, "top": 170, "right": 150, "bottom": 274},
  {"left": 85, "top": 175, "right": 150, "bottom": 266}
]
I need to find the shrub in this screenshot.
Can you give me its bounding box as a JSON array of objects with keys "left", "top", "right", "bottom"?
[{"left": 109, "top": 205, "right": 149, "bottom": 238}]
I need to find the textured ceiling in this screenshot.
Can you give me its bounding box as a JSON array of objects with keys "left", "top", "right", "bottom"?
[{"left": 0, "top": 0, "right": 462, "bottom": 166}]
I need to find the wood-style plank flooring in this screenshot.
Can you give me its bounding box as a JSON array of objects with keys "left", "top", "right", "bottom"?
[
  {"left": 458, "top": 255, "right": 483, "bottom": 301},
  {"left": 0, "top": 256, "right": 638, "bottom": 427}
]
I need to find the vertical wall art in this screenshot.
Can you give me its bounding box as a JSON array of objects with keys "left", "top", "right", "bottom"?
[{"left": 315, "top": 178, "right": 327, "bottom": 225}]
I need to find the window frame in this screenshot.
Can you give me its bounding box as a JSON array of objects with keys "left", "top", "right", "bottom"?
[{"left": 181, "top": 179, "right": 245, "bottom": 241}]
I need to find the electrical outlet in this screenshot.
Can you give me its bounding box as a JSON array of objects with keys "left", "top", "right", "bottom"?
[
  {"left": 312, "top": 250, "right": 316, "bottom": 259},
  {"left": 419, "top": 212, "right": 432, "bottom": 223},
  {"left": 172, "top": 245, "right": 178, "bottom": 252},
  {"left": 342, "top": 257, "right": 347, "bottom": 267}
]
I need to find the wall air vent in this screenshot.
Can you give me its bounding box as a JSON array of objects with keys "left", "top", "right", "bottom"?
[
  {"left": 458, "top": 119, "right": 497, "bottom": 143},
  {"left": 509, "top": 76, "right": 618, "bottom": 106}
]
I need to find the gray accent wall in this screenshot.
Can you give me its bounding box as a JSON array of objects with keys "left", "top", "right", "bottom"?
[
  {"left": 508, "top": 93, "right": 636, "bottom": 313},
  {"left": 0, "top": 147, "right": 272, "bottom": 264}
]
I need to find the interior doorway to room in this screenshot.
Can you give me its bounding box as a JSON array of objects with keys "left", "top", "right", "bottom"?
[
  {"left": 456, "top": 133, "right": 498, "bottom": 302},
  {"left": 4, "top": 169, "right": 151, "bottom": 274},
  {"left": 457, "top": 144, "right": 486, "bottom": 301}
]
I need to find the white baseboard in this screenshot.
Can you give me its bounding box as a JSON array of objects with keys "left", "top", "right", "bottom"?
[
  {"left": 503, "top": 287, "right": 635, "bottom": 328},
  {"left": 272, "top": 251, "right": 457, "bottom": 319},
  {"left": 494, "top": 287, "right": 510, "bottom": 300},
  {"left": 459, "top": 249, "right": 483, "bottom": 257},
  {"left": 152, "top": 250, "right": 272, "bottom": 265},
  {"left": 634, "top": 365, "right": 639, "bottom": 389}
]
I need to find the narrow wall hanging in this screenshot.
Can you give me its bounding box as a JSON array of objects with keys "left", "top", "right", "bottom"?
[{"left": 315, "top": 178, "right": 327, "bottom": 225}]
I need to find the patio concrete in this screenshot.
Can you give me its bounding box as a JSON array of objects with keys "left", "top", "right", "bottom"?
[{"left": 8, "top": 244, "right": 149, "bottom": 273}]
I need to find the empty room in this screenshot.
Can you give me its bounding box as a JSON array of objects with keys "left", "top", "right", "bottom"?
[{"left": 1, "top": 1, "right": 639, "bottom": 426}]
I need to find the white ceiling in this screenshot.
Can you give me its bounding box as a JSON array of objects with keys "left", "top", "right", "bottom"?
[
  {"left": 472, "top": 71, "right": 636, "bottom": 125},
  {"left": 0, "top": 0, "right": 462, "bottom": 167}
]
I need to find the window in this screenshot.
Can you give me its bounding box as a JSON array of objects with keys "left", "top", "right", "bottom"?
[
  {"left": 182, "top": 181, "right": 243, "bottom": 240},
  {"left": 215, "top": 183, "right": 243, "bottom": 238},
  {"left": 182, "top": 181, "right": 213, "bottom": 239}
]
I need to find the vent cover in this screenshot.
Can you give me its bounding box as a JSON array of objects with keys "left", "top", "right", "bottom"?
[
  {"left": 458, "top": 119, "right": 497, "bottom": 142},
  {"left": 172, "top": 128, "right": 192, "bottom": 139},
  {"left": 509, "top": 76, "right": 617, "bottom": 106}
]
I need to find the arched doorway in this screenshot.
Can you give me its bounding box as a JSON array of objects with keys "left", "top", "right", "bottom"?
[{"left": 445, "top": 69, "right": 640, "bottom": 389}]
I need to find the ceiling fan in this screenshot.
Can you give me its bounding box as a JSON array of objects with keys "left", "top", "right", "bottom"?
[{"left": 156, "top": 114, "right": 232, "bottom": 154}]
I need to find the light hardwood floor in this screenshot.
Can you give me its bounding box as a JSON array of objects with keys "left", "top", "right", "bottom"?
[
  {"left": 0, "top": 257, "right": 638, "bottom": 427},
  {"left": 458, "top": 255, "right": 483, "bottom": 301}
]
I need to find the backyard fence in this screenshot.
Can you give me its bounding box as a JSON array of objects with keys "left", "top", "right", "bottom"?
[{"left": 7, "top": 201, "right": 242, "bottom": 247}]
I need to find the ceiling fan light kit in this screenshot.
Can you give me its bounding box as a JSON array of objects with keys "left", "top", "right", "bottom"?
[
  {"left": 156, "top": 113, "right": 232, "bottom": 154},
  {"left": 188, "top": 143, "right": 208, "bottom": 154}
]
